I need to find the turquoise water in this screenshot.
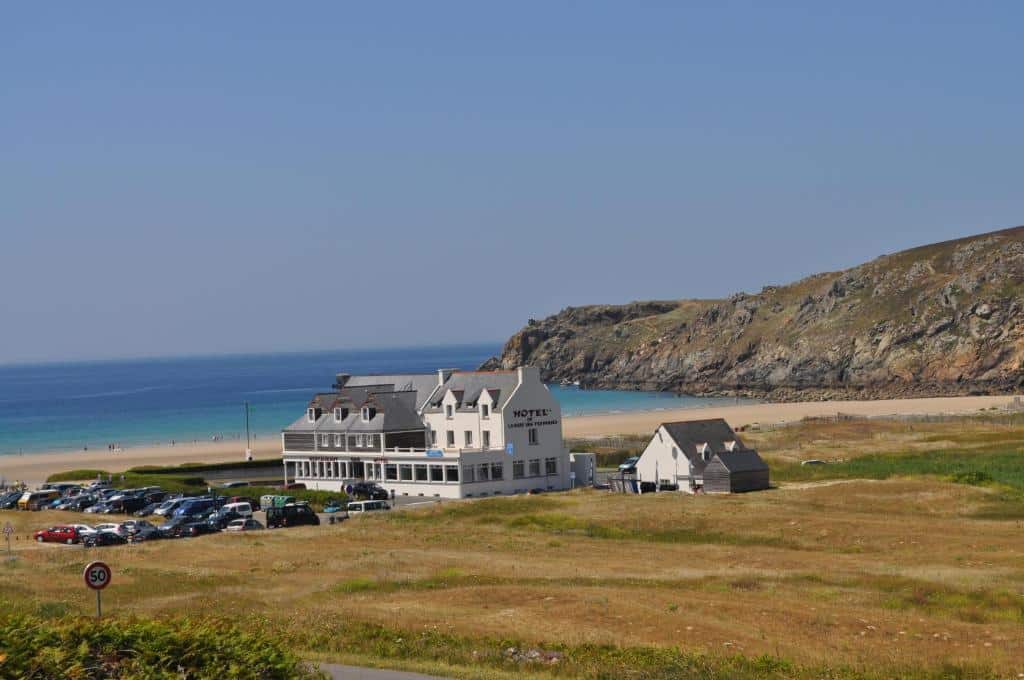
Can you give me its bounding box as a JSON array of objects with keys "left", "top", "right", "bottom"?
[{"left": 0, "top": 345, "right": 745, "bottom": 455}]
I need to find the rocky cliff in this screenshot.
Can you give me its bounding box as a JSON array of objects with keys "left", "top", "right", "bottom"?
[{"left": 482, "top": 226, "right": 1024, "bottom": 400}]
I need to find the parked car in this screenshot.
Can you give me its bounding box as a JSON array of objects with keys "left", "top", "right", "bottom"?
[
  {"left": 84, "top": 531, "right": 128, "bottom": 547},
  {"left": 618, "top": 456, "right": 640, "bottom": 473},
  {"left": 158, "top": 514, "right": 209, "bottom": 538},
  {"left": 225, "top": 518, "right": 264, "bottom": 532},
  {"left": 265, "top": 503, "right": 320, "bottom": 528},
  {"left": 220, "top": 502, "right": 253, "bottom": 518},
  {"left": 93, "top": 523, "right": 124, "bottom": 536},
  {"left": 19, "top": 490, "right": 61, "bottom": 511},
  {"left": 350, "top": 482, "right": 388, "bottom": 501},
  {"left": 173, "top": 497, "right": 217, "bottom": 518},
  {"left": 66, "top": 496, "right": 98, "bottom": 512},
  {"left": 134, "top": 502, "right": 161, "bottom": 517},
  {"left": 70, "top": 524, "right": 98, "bottom": 539},
  {"left": 346, "top": 500, "right": 390, "bottom": 514},
  {"left": 120, "top": 519, "right": 159, "bottom": 539},
  {"left": 152, "top": 496, "right": 188, "bottom": 517},
  {"left": 323, "top": 499, "right": 345, "bottom": 513},
  {"left": 33, "top": 525, "right": 81, "bottom": 544},
  {"left": 259, "top": 495, "right": 295, "bottom": 509},
  {"left": 220, "top": 481, "right": 250, "bottom": 488},
  {"left": 0, "top": 491, "right": 24, "bottom": 509},
  {"left": 206, "top": 509, "right": 244, "bottom": 530},
  {"left": 228, "top": 495, "right": 259, "bottom": 510}
]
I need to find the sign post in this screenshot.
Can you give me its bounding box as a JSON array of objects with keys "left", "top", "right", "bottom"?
[
  {"left": 3, "top": 522, "right": 13, "bottom": 560},
  {"left": 83, "top": 561, "right": 111, "bottom": 618}
]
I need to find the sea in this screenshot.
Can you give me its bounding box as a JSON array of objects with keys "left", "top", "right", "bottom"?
[{"left": 0, "top": 344, "right": 747, "bottom": 455}]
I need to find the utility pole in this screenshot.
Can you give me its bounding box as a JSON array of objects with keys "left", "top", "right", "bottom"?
[{"left": 244, "top": 401, "right": 253, "bottom": 461}]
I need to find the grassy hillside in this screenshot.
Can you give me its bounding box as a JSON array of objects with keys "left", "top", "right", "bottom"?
[
  {"left": 486, "top": 225, "right": 1024, "bottom": 399},
  {"left": 7, "top": 416, "right": 1024, "bottom": 678}
]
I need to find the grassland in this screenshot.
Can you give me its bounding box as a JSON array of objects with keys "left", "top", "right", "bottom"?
[{"left": 5, "top": 417, "right": 1024, "bottom": 678}]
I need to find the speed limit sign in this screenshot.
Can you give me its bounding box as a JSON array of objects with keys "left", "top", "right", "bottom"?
[{"left": 84, "top": 561, "right": 111, "bottom": 590}]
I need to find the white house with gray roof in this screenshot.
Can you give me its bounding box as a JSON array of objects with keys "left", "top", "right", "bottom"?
[
  {"left": 281, "top": 366, "right": 570, "bottom": 499},
  {"left": 635, "top": 418, "right": 769, "bottom": 493}
]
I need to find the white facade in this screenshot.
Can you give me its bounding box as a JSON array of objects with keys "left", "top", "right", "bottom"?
[
  {"left": 282, "top": 366, "right": 570, "bottom": 499},
  {"left": 636, "top": 425, "right": 700, "bottom": 493}
]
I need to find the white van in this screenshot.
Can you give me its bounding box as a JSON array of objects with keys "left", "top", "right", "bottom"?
[
  {"left": 222, "top": 502, "right": 253, "bottom": 518},
  {"left": 346, "top": 500, "right": 390, "bottom": 514}
]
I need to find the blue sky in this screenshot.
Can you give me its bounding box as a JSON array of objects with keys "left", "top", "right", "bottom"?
[{"left": 2, "top": 2, "right": 1023, "bottom": 363}]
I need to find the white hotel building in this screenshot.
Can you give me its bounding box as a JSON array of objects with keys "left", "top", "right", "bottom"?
[{"left": 281, "top": 366, "right": 570, "bottom": 499}]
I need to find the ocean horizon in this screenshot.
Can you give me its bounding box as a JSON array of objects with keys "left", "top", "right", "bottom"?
[{"left": 0, "top": 345, "right": 748, "bottom": 455}]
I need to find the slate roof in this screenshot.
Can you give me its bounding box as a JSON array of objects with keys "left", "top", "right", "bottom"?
[
  {"left": 710, "top": 450, "right": 768, "bottom": 473},
  {"left": 345, "top": 374, "right": 442, "bottom": 410},
  {"left": 425, "top": 371, "right": 518, "bottom": 410},
  {"left": 661, "top": 419, "right": 746, "bottom": 459},
  {"left": 347, "top": 391, "right": 424, "bottom": 433}
]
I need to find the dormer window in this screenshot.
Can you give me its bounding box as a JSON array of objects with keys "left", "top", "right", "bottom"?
[
  {"left": 307, "top": 408, "right": 316, "bottom": 423},
  {"left": 445, "top": 404, "right": 453, "bottom": 418},
  {"left": 725, "top": 440, "right": 737, "bottom": 452},
  {"left": 697, "top": 442, "right": 711, "bottom": 461},
  {"left": 361, "top": 406, "right": 375, "bottom": 422},
  {"left": 334, "top": 408, "right": 342, "bottom": 422},
  {"left": 481, "top": 403, "right": 490, "bottom": 418}
]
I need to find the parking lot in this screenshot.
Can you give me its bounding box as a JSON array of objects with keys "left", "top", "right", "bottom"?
[{"left": 1, "top": 478, "right": 435, "bottom": 548}]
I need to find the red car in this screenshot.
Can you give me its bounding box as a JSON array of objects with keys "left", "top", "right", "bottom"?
[{"left": 33, "top": 525, "right": 81, "bottom": 545}]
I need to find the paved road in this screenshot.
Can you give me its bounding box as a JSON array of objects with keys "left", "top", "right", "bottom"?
[{"left": 316, "top": 663, "right": 447, "bottom": 680}]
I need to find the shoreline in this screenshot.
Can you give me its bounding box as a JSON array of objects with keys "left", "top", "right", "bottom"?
[{"left": 2, "top": 394, "right": 1018, "bottom": 487}]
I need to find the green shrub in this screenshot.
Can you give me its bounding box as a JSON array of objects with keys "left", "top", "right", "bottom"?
[{"left": 0, "top": 614, "right": 322, "bottom": 679}]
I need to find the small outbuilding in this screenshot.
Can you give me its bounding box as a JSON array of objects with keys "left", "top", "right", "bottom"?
[
  {"left": 635, "top": 418, "right": 769, "bottom": 493},
  {"left": 702, "top": 450, "right": 770, "bottom": 493}
]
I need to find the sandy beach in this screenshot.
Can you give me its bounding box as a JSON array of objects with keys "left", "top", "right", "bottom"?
[{"left": 2, "top": 394, "right": 1018, "bottom": 487}]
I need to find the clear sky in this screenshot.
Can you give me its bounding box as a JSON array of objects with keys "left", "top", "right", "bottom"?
[{"left": 3, "top": 2, "right": 1023, "bottom": 363}]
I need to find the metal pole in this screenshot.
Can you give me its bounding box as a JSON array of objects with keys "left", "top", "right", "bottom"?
[
  {"left": 96, "top": 590, "right": 102, "bottom": 619},
  {"left": 244, "top": 401, "right": 251, "bottom": 451}
]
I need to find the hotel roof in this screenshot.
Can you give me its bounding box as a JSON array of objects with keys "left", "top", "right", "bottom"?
[{"left": 426, "top": 371, "right": 519, "bottom": 411}]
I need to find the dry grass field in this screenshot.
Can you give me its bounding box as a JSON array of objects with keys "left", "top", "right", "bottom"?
[{"left": 4, "top": 417, "right": 1024, "bottom": 678}]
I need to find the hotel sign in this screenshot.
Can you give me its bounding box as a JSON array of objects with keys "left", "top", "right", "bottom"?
[{"left": 506, "top": 407, "right": 559, "bottom": 429}]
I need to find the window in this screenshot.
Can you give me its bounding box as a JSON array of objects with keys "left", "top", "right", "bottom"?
[
  {"left": 528, "top": 428, "right": 539, "bottom": 445},
  {"left": 361, "top": 406, "right": 375, "bottom": 422},
  {"left": 333, "top": 434, "right": 342, "bottom": 447},
  {"left": 430, "top": 430, "right": 437, "bottom": 446},
  {"left": 490, "top": 462, "right": 503, "bottom": 480},
  {"left": 370, "top": 434, "right": 380, "bottom": 450},
  {"left": 464, "top": 430, "right": 473, "bottom": 447},
  {"left": 481, "top": 403, "right": 490, "bottom": 418},
  {"left": 528, "top": 459, "right": 541, "bottom": 476},
  {"left": 462, "top": 465, "right": 474, "bottom": 483},
  {"left": 399, "top": 464, "right": 413, "bottom": 481},
  {"left": 445, "top": 465, "right": 459, "bottom": 482},
  {"left": 347, "top": 435, "right": 357, "bottom": 449},
  {"left": 545, "top": 457, "right": 558, "bottom": 475},
  {"left": 446, "top": 430, "right": 455, "bottom": 447},
  {"left": 430, "top": 465, "right": 444, "bottom": 482},
  {"left": 415, "top": 464, "right": 428, "bottom": 482},
  {"left": 445, "top": 404, "right": 453, "bottom": 418},
  {"left": 319, "top": 434, "right": 329, "bottom": 447},
  {"left": 513, "top": 460, "right": 524, "bottom": 478},
  {"left": 482, "top": 430, "right": 491, "bottom": 449},
  {"left": 477, "top": 464, "right": 490, "bottom": 481},
  {"left": 307, "top": 408, "right": 316, "bottom": 423},
  {"left": 385, "top": 464, "right": 398, "bottom": 480},
  {"left": 356, "top": 434, "right": 365, "bottom": 448}
]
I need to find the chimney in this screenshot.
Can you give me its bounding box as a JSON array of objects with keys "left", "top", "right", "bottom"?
[
  {"left": 437, "top": 368, "right": 454, "bottom": 385},
  {"left": 334, "top": 373, "right": 352, "bottom": 390},
  {"left": 516, "top": 365, "right": 539, "bottom": 386}
]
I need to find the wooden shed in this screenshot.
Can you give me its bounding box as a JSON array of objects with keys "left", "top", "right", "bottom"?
[{"left": 703, "top": 450, "right": 770, "bottom": 493}]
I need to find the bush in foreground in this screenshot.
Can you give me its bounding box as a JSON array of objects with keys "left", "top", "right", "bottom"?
[{"left": 0, "top": 614, "right": 322, "bottom": 679}]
